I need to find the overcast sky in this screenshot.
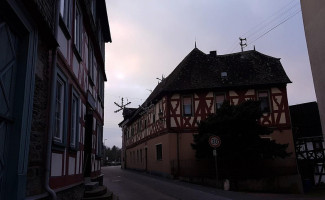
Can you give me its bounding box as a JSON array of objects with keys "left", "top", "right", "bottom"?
[{"left": 103, "top": 0, "right": 316, "bottom": 148}]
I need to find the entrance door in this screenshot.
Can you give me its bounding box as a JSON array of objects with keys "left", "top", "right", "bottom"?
[
  {"left": 0, "top": 1, "right": 37, "bottom": 198},
  {"left": 84, "top": 111, "right": 94, "bottom": 178},
  {"left": 0, "top": 16, "right": 19, "bottom": 199}
]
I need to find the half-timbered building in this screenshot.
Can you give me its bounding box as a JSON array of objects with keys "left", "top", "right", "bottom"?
[
  {"left": 0, "top": 0, "right": 111, "bottom": 199},
  {"left": 120, "top": 47, "right": 301, "bottom": 192},
  {"left": 290, "top": 102, "right": 325, "bottom": 186}
]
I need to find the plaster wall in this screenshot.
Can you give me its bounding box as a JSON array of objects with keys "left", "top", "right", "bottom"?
[{"left": 301, "top": 0, "right": 325, "bottom": 139}]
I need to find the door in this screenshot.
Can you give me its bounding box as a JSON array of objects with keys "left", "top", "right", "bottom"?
[
  {"left": 0, "top": 16, "right": 19, "bottom": 199},
  {"left": 0, "top": 1, "right": 37, "bottom": 198},
  {"left": 84, "top": 111, "right": 93, "bottom": 177}
]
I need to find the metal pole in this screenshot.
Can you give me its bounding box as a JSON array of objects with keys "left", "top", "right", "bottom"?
[{"left": 214, "top": 148, "right": 218, "bottom": 187}]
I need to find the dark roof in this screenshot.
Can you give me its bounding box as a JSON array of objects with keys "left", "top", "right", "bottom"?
[
  {"left": 144, "top": 48, "right": 290, "bottom": 106},
  {"left": 122, "top": 108, "right": 137, "bottom": 119},
  {"left": 290, "top": 102, "right": 323, "bottom": 138},
  {"left": 120, "top": 48, "right": 291, "bottom": 125},
  {"left": 98, "top": 0, "right": 112, "bottom": 42}
]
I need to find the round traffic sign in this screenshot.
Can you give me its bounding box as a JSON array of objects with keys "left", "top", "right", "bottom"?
[{"left": 209, "top": 136, "right": 221, "bottom": 148}]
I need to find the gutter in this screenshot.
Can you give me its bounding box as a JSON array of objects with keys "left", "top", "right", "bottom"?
[{"left": 45, "top": 0, "right": 61, "bottom": 199}]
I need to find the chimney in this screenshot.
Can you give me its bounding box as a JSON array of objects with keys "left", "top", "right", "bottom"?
[{"left": 209, "top": 51, "right": 217, "bottom": 57}]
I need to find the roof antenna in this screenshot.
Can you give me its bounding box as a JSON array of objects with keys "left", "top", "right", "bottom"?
[
  {"left": 253, "top": 45, "right": 256, "bottom": 51},
  {"left": 195, "top": 37, "right": 197, "bottom": 48},
  {"left": 114, "top": 97, "right": 131, "bottom": 113},
  {"left": 239, "top": 37, "right": 247, "bottom": 52}
]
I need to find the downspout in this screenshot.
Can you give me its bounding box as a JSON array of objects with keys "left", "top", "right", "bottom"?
[{"left": 45, "top": 0, "right": 61, "bottom": 199}]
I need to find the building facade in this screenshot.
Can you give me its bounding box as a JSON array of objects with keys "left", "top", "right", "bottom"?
[
  {"left": 300, "top": 0, "right": 325, "bottom": 140},
  {"left": 0, "top": 0, "right": 111, "bottom": 199},
  {"left": 120, "top": 48, "right": 301, "bottom": 192},
  {"left": 290, "top": 102, "right": 325, "bottom": 186}
]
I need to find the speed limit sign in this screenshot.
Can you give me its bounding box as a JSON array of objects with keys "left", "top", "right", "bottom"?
[{"left": 209, "top": 136, "right": 221, "bottom": 148}]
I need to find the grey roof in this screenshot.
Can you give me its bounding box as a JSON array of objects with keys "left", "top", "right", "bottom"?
[{"left": 120, "top": 48, "right": 291, "bottom": 125}]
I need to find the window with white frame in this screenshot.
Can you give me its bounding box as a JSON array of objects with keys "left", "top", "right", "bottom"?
[
  {"left": 60, "top": 0, "right": 71, "bottom": 30},
  {"left": 215, "top": 93, "right": 225, "bottom": 110},
  {"left": 70, "top": 90, "right": 79, "bottom": 148},
  {"left": 182, "top": 96, "right": 192, "bottom": 116},
  {"left": 96, "top": 124, "right": 103, "bottom": 156},
  {"left": 54, "top": 77, "right": 65, "bottom": 142},
  {"left": 74, "top": 3, "right": 82, "bottom": 54},
  {"left": 258, "top": 91, "right": 271, "bottom": 113}
]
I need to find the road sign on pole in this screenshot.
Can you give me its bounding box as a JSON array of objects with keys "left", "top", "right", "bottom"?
[
  {"left": 209, "top": 136, "right": 221, "bottom": 148},
  {"left": 209, "top": 136, "right": 221, "bottom": 188}
]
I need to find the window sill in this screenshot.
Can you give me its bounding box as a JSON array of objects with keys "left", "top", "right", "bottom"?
[
  {"left": 69, "top": 145, "right": 79, "bottom": 152},
  {"left": 52, "top": 141, "right": 66, "bottom": 151}
]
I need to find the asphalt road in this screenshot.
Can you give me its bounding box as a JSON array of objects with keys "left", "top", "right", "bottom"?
[{"left": 102, "top": 166, "right": 324, "bottom": 200}]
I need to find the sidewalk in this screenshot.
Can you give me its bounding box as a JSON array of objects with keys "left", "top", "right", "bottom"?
[{"left": 245, "top": 188, "right": 325, "bottom": 200}]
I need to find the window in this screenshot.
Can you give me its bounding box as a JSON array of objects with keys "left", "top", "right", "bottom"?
[
  {"left": 182, "top": 96, "right": 192, "bottom": 116},
  {"left": 54, "top": 70, "right": 68, "bottom": 145},
  {"left": 258, "top": 91, "right": 270, "bottom": 113},
  {"left": 70, "top": 90, "right": 79, "bottom": 148},
  {"left": 90, "top": 0, "right": 96, "bottom": 22},
  {"left": 96, "top": 124, "right": 103, "bottom": 156},
  {"left": 140, "top": 149, "right": 143, "bottom": 163},
  {"left": 137, "top": 150, "right": 139, "bottom": 162},
  {"left": 153, "top": 112, "right": 156, "bottom": 123},
  {"left": 60, "top": 0, "right": 71, "bottom": 30},
  {"left": 88, "top": 43, "right": 94, "bottom": 83},
  {"left": 215, "top": 93, "right": 225, "bottom": 110},
  {"left": 54, "top": 77, "right": 65, "bottom": 142},
  {"left": 74, "top": 4, "right": 82, "bottom": 54},
  {"left": 156, "top": 144, "right": 162, "bottom": 160},
  {"left": 144, "top": 120, "right": 147, "bottom": 129},
  {"left": 98, "top": 74, "right": 104, "bottom": 101}
]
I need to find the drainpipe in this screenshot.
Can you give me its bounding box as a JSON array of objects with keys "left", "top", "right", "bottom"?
[{"left": 45, "top": 0, "right": 61, "bottom": 199}]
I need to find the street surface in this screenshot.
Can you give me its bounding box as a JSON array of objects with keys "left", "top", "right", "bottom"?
[{"left": 102, "top": 166, "right": 324, "bottom": 200}]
